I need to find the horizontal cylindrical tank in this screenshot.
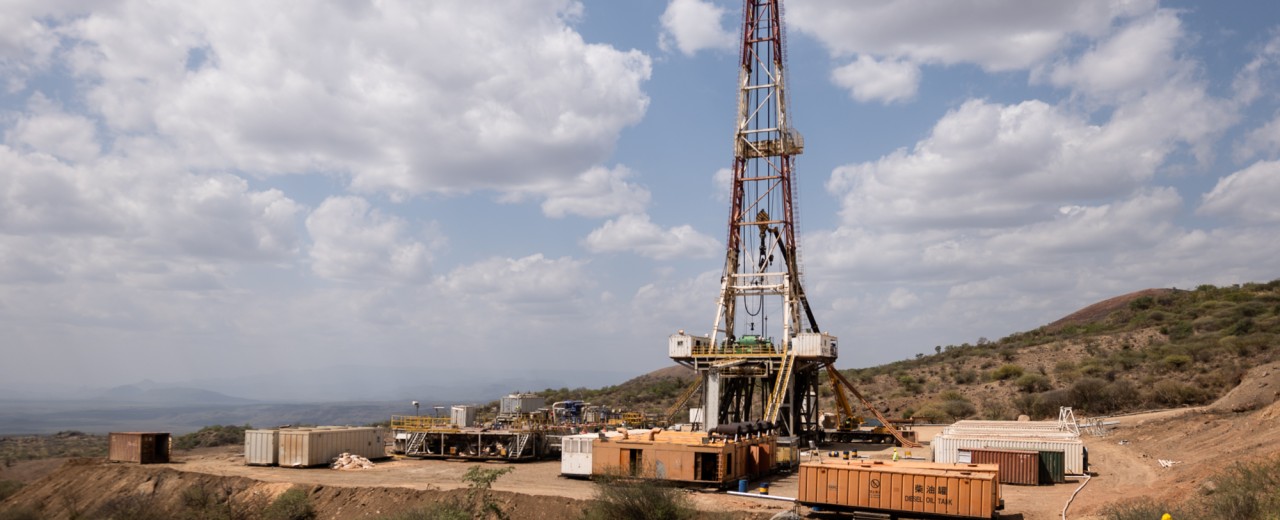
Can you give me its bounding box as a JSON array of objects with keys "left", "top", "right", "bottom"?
[
  {"left": 961, "top": 448, "right": 1040, "bottom": 485},
  {"left": 244, "top": 429, "right": 280, "bottom": 466},
  {"left": 278, "top": 427, "right": 387, "bottom": 468},
  {"left": 108, "top": 432, "right": 170, "bottom": 464},
  {"left": 798, "top": 460, "right": 1001, "bottom": 519}
]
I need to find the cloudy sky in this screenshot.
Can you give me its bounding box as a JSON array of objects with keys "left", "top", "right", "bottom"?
[{"left": 2, "top": 0, "right": 1278, "bottom": 398}]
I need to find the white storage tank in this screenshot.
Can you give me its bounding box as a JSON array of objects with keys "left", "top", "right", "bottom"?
[
  {"left": 451, "top": 405, "right": 477, "bottom": 427},
  {"left": 500, "top": 393, "right": 546, "bottom": 414},
  {"left": 244, "top": 429, "right": 280, "bottom": 466},
  {"left": 278, "top": 427, "right": 388, "bottom": 468}
]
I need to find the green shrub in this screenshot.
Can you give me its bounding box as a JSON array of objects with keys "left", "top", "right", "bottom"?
[
  {"left": 1148, "top": 380, "right": 1209, "bottom": 407},
  {"left": 1068, "top": 377, "right": 1110, "bottom": 412},
  {"left": 95, "top": 493, "right": 171, "bottom": 520},
  {"left": 1103, "top": 456, "right": 1280, "bottom": 520},
  {"left": 1015, "top": 373, "right": 1052, "bottom": 393},
  {"left": 1161, "top": 354, "right": 1193, "bottom": 371},
  {"left": 377, "top": 504, "right": 470, "bottom": 520},
  {"left": 174, "top": 425, "right": 251, "bottom": 451},
  {"left": 0, "top": 480, "right": 22, "bottom": 502},
  {"left": 1201, "top": 456, "right": 1280, "bottom": 519},
  {"left": 582, "top": 475, "right": 701, "bottom": 520},
  {"left": 262, "top": 487, "right": 315, "bottom": 520},
  {"left": 990, "top": 364, "right": 1024, "bottom": 381},
  {"left": 1101, "top": 497, "right": 1189, "bottom": 520},
  {"left": 952, "top": 369, "right": 978, "bottom": 385}
]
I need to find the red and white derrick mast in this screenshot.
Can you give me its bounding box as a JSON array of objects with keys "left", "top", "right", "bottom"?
[{"left": 669, "top": 0, "right": 836, "bottom": 441}]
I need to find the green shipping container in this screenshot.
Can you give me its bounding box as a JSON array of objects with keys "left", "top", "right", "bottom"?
[{"left": 1038, "top": 451, "right": 1066, "bottom": 484}]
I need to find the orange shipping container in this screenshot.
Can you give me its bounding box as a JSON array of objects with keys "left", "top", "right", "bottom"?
[
  {"left": 962, "top": 448, "right": 1041, "bottom": 485},
  {"left": 798, "top": 460, "right": 1002, "bottom": 519},
  {"left": 108, "top": 432, "right": 170, "bottom": 464}
]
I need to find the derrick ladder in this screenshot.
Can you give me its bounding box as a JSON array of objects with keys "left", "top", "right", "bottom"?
[{"left": 764, "top": 350, "right": 796, "bottom": 423}]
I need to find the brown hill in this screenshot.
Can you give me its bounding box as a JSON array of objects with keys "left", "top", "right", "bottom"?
[{"left": 1045, "top": 288, "right": 1174, "bottom": 331}]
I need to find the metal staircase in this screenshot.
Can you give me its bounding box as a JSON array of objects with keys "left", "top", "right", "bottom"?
[
  {"left": 764, "top": 350, "right": 796, "bottom": 423},
  {"left": 663, "top": 378, "right": 704, "bottom": 425},
  {"left": 510, "top": 433, "right": 531, "bottom": 459},
  {"left": 405, "top": 432, "right": 428, "bottom": 455}
]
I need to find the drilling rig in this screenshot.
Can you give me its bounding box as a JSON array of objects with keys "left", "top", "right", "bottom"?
[
  {"left": 668, "top": 0, "right": 921, "bottom": 450},
  {"left": 668, "top": 0, "right": 830, "bottom": 442}
]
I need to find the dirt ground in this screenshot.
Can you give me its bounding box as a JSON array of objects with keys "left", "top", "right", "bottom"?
[{"left": 4, "top": 364, "right": 1278, "bottom": 520}]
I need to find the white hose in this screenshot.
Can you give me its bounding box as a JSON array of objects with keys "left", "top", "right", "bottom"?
[{"left": 1062, "top": 473, "right": 1091, "bottom": 520}]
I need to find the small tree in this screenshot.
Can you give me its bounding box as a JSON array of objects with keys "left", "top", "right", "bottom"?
[
  {"left": 461, "top": 465, "right": 513, "bottom": 519},
  {"left": 262, "top": 487, "right": 315, "bottom": 520}
]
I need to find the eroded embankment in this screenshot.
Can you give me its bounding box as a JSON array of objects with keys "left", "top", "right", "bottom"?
[{"left": 0, "top": 458, "right": 589, "bottom": 520}]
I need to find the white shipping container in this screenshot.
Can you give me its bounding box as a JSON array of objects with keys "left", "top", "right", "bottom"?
[
  {"left": 560, "top": 430, "right": 636, "bottom": 477},
  {"left": 931, "top": 435, "right": 1087, "bottom": 475},
  {"left": 689, "top": 407, "right": 704, "bottom": 424},
  {"left": 668, "top": 333, "right": 709, "bottom": 358},
  {"left": 950, "top": 420, "right": 1068, "bottom": 430},
  {"left": 791, "top": 332, "right": 837, "bottom": 358},
  {"left": 244, "top": 429, "right": 280, "bottom": 466},
  {"left": 278, "top": 427, "right": 387, "bottom": 468},
  {"left": 500, "top": 394, "right": 546, "bottom": 414},
  {"left": 451, "top": 405, "right": 477, "bottom": 427}
]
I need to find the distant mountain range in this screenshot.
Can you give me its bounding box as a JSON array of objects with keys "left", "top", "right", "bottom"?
[{"left": 96, "top": 382, "right": 256, "bottom": 405}]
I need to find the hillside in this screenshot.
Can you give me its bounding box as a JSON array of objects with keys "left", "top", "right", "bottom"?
[
  {"left": 553, "top": 280, "right": 1280, "bottom": 423},
  {"left": 843, "top": 281, "right": 1280, "bottom": 422}
]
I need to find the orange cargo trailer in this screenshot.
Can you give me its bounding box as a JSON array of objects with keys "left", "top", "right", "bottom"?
[
  {"left": 798, "top": 460, "right": 1003, "bottom": 519},
  {"left": 590, "top": 428, "right": 775, "bottom": 486}
]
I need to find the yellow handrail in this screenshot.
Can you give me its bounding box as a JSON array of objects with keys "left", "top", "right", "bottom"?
[{"left": 391, "top": 415, "right": 454, "bottom": 431}]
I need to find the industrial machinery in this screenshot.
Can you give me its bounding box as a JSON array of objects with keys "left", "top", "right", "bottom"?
[{"left": 668, "top": 0, "right": 920, "bottom": 450}]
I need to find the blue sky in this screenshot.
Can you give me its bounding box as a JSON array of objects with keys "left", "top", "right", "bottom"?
[{"left": 2, "top": 0, "right": 1279, "bottom": 399}]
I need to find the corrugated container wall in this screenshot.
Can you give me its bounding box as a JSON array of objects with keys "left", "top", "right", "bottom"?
[
  {"left": 961, "top": 448, "right": 1040, "bottom": 485},
  {"left": 278, "top": 427, "right": 387, "bottom": 468},
  {"left": 244, "top": 430, "right": 280, "bottom": 466},
  {"left": 933, "top": 435, "right": 1087, "bottom": 475},
  {"left": 500, "top": 394, "right": 546, "bottom": 414},
  {"left": 1039, "top": 451, "right": 1067, "bottom": 484},
  {"left": 451, "top": 406, "right": 477, "bottom": 427},
  {"left": 797, "top": 461, "right": 1000, "bottom": 519},
  {"left": 109, "top": 432, "right": 171, "bottom": 464}
]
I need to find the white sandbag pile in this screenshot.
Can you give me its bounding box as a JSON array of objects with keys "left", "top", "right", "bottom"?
[{"left": 331, "top": 452, "right": 375, "bottom": 470}]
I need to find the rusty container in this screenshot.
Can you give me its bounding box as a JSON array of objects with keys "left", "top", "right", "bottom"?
[
  {"left": 798, "top": 460, "right": 1001, "bottom": 519},
  {"left": 962, "top": 448, "right": 1040, "bottom": 485},
  {"left": 108, "top": 432, "right": 171, "bottom": 464}
]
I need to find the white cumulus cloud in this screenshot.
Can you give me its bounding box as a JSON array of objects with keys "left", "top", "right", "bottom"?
[
  {"left": 831, "top": 54, "right": 920, "bottom": 104},
  {"left": 583, "top": 213, "right": 720, "bottom": 260},
  {"left": 37, "top": 0, "right": 651, "bottom": 200},
  {"left": 659, "top": 0, "right": 737, "bottom": 56},
  {"left": 1199, "top": 160, "right": 1280, "bottom": 224},
  {"left": 305, "top": 196, "right": 435, "bottom": 282}
]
